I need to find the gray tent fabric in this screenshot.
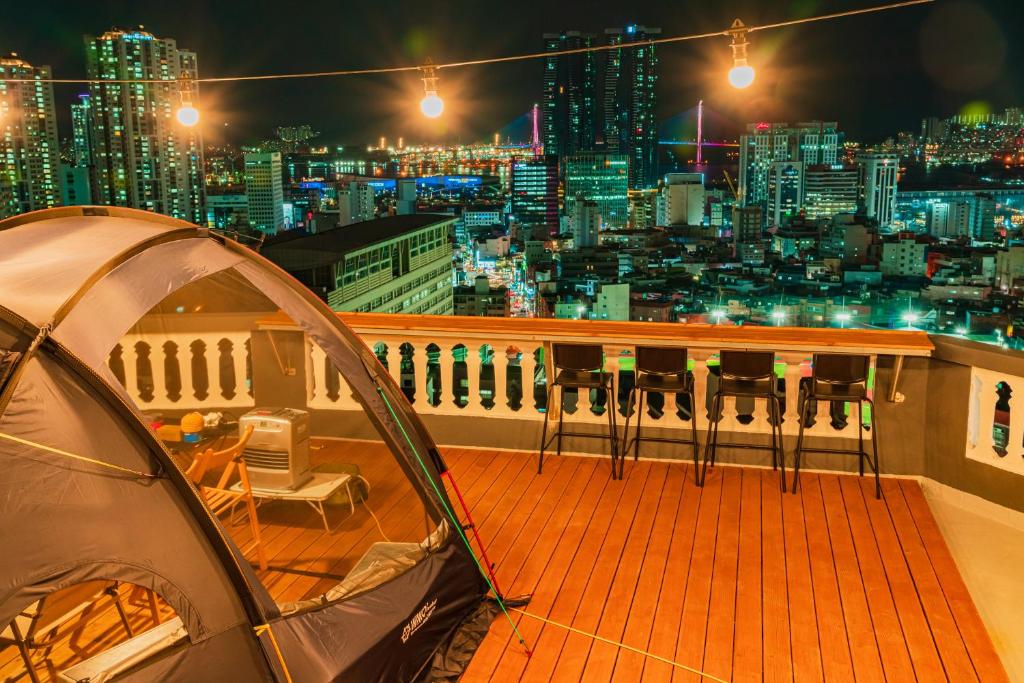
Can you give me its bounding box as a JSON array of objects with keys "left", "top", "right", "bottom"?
[{"left": 0, "top": 207, "right": 491, "bottom": 681}]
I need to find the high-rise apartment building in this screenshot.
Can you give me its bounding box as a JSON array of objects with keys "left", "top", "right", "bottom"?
[
  {"left": 856, "top": 152, "right": 898, "bottom": 229},
  {"left": 603, "top": 26, "right": 660, "bottom": 189},
  {"left": 0, "top": 55, "right": 60, "bottom": 218},
  {"left": 738, "top": 121, "right": 840, "bottom": 222},
  {"left": 564, "top": 152, "right": 629, "bottom": 228},
  {"left": 656, "top": 172, "right": 704, "bottom": 226},
  {"left": 803, "top": 164, "right": 859, "bottom": 220},
  {"left": 570, "top": 198, "right": 601, "bottom": 248},
  {"left": 542, "top": 31, "right": 597, "bottom": 159},
  {"left": 84, "top": 28, "right": 204, "bottom": 223},
  {"left": 766, "top": 161, "right": 804, "bottom": 228},
  {"left": 510, "top": 154, "right": 559, "bottom": 237},
  {"left": 243, "top": 151, "right": 285, "bottom": 234}
]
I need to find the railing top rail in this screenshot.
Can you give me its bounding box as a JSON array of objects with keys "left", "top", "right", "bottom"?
[{"left": 328, "top": 313, "right": 934, "bottom": 357}]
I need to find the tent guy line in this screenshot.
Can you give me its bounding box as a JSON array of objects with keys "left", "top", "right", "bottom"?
[{"left": 0, "top": 429, "right": 159, "bottom": 479}]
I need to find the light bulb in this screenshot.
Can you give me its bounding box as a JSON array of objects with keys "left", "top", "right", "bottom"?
[
  {"left": 420, "top": 93, "right": 444, "bottom": 119},
  {"left": 728, "top": 64, "right": 756, "bottom": 89},
  {"left": 176, "top": 105, "right": 200, "bottom": 127}
]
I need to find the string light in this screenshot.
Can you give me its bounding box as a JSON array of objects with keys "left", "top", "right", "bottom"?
[
  {"left": 175, "top": 72, "right": 199, "bottom": 127},
  {"left": 0, "top": 1, "right": 933, "bottom": 89},
  {"left": 419, "top": 60, "right": 443, "bottom": 119},
  {"left": 727, "top": 19, "right": 755, "bottom": 89}
]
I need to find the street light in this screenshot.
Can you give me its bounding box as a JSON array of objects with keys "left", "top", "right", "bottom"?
[
  {"left": 727, "top": 19, "right": 755, "bottom": 89},
  {"left": 771, "top": 309, "right": 786, "bottom": 325},
  {"left": 834, "top": 311, "right": 852, "bottom": 328},
  {"left": 711, "top": 309, "right": 726, "bottom": 324},
  {"left": 902, "top": 311, "right": 919, "bottom": 327}
]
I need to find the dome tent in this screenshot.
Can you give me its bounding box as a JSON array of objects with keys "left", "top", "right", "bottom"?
[{"left": 0, "top": 207, "right": 493, "bottom": 681}]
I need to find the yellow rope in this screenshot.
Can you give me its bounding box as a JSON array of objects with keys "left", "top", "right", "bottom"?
[
  {"left": 511, "top": 608, "right": 730, "bottom": 683},
  {"left": 0, "top": 430, "right": 158, "bottom": 478},
  {"left": 254, "top": 623, "right": 295, "bottom": 683}
]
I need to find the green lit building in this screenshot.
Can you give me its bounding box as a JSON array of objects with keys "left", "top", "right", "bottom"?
[
  {"left": 244, "top": 151, "right": 285, "bottom": 234},
  {"left": 510, "top": 154, "right": 559, "bottom": 237},
  {"left": 0, "top": 55, "right": 60, "bottom": 218},
  {"left": 603, "top": 26, "right": 660, "bottom": 189},
  {"left": 84, "top": 28, "right": 204, "bottom": 223},
  {"left": 262, "top": 215, "right": 456, "bottom": 315},
  {"left": 564, "top": 152, "right": 629, "bottom": 228},
  {"left": 542, "top": 31, "right": 598, "bottom": 159}
]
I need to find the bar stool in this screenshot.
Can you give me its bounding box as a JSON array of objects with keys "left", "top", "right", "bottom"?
[
  {"left": 620, "top": 346, "right": 700, "bottom": 482},
  {"left": 792, "top": 353, "right": 880, "bottom": 498},
  {"left": 538, "top": 343, "right": 620, "bottom": 479},
  {"left": 700, "top": 350, "right": 785, "bottom": 490}
]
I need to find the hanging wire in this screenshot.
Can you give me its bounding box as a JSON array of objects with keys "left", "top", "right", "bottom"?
[{"left": 0, "top": 0, "right": 932, "bottom": 86}]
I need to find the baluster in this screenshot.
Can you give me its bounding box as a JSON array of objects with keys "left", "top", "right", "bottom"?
[
  {"left": 780, "top": 355, "right": 805, "bottom": 437},
  {"left": 121, "top": 338, "right": 140, "bottom": 404},
  {"left": 411, "top": 341, "right": 430, "bottom": 411},
  {"left": 491, "top": 344, "right": 514, "bottom": 417},
  {"left": 308, "top": 342, "right": 326, "bottom": 405},
  {"left": 464, "top": 344, "right": 482, "bottom": 415}
]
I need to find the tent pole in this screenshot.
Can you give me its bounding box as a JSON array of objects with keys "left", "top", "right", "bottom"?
[{"left": 441, "top": 469, "right": 506, "bottom": 599}]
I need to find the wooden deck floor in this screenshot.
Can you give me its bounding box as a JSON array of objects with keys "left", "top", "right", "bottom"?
[
  {"left": 454, "top": 450, "right": 1009, "bottom": 683},
  {"left": 1, "top": 442, "right": 1008, "bottom": 682}
]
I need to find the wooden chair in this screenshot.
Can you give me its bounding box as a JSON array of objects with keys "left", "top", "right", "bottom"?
[
  {"left": 0, "top": 580, "right": 133, "bottom": 683},
  {"left": 185, "top": 425, "right": 267, "bottom": 570}
]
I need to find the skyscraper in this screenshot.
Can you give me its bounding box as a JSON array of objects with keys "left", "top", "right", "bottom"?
[
  {"left": 856, "top": 152, "right": 898, "bottom": 229},
  {"left": 564, "top": 152, "right": 629, "bottom": 228},
  {"left": 244, "top": 151, "right": 285, "bottom": 234},
  {"left": 766, "top": 161, "right": 804, "bottom": 228},
  {"left": 739, "top": 121, "right": 840, "bottom": 223},
  {"left": 510, "top": 154, "right": 559, "bottom": 238},
  {"left": 0, "top": 54, "right": 61, "bottom": 218},
  {"left": 70, "top": 93, "right": 94, "bottom": 168},
  {"left": 542, "top": 31, "right": 597, "bottom": 159},
  {"left": 803, "top": 164, "right": 860, "bottom": 220},
  {"left": 603, "top": 26, "right": 660, "bottom": 189},
  {"left": 84, "top": 28, "right": 204, "bottom": 223}
]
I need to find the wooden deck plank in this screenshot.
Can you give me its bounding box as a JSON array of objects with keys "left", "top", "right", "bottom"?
[
  {"left": 799, "top": 473, "right": 856, "bottom": 683},
  {"left": 514, "top": 462, "right": 653, "bottom": 682},
  {"left": 731, "top": 468, "right": 764, "bottom": 683},
  {"left": 672, "top": 463, "right": 724, "bottom": 683},
  {"left": 641, "top": 461, "right": 704, "bottom": 681},
  {"left": 856, "top": 477, "right": 947, "bottom": 681},
  {"left": 462, "top": 454, "right": 589, "bottom": 680},
  {"left": 577, "top": 462, "right": 672, "bottom": 682},
  {"left": 782, "top": 474, "right": 824, "bottom": 683},
  {"left": 701, "top": 467, "right": 742, "bottom": 683},
  {"left": 818, "top": 474, "right": 885, "bottom": 683},
  {"left": 761, "top": 469, "right": 793, "bottom": 683},
  {"left": 607, "top": 461, "right": 687, "bottom": 681},
  {"left": 838, "top": 475, "right": 918, "bottom": 681},
  {"left": 898, "top": 480, "right": 1010, "bottom": 683},
  {"left": 881, "top": 478, "right": 977, "bottom": 682}
]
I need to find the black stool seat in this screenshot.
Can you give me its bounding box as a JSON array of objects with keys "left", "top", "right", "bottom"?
[
  {"left": 636, "top": 372, "right": 691, "bottom": 393},
  {"left": 538, "top": 343, "right": 619, "bottom": 479},
  {"left": 701, "top": 350, "right": 786, "bottom": 491},
  {"left": 621, "top": 346, "right": 700, "bottom": 482},
  {"left": 792, "top": 353, "right": 880, "bottom": 498},
  {"left": 555, "top": 369, "right": 614, "bottom": 388}
]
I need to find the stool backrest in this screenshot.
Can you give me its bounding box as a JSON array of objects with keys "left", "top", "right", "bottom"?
[
  {"left": 552, "top": 343, "right": 603, "bottom": 372},
  {"left": 636, "top": 346, "right": 687, "bottom": 376},
  {"left": 812, "top": 353, "right": 869, "bottom": 385},
  {"left": 719, "top": 350, "right": 775, "bottom": 381}
]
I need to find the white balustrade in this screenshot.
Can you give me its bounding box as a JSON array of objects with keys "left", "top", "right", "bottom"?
[{"left": 965, "top": 366, "right": 1024, "bottom": 476}]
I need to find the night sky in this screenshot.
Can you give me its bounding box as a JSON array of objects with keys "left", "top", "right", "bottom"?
[{"left": 4, "top": 0, "right": 1022, "bottom": 147}]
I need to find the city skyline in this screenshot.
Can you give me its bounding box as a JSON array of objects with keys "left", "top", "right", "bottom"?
[{"left": 3, "top": 0, "right": 1023, "bottom": 147}]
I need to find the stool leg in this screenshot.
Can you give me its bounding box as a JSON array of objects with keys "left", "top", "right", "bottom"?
[
  {"left": 538, "top": 382, "right": 554, "bottom": 474},
  {"left": 701, "top": 392, "right": 721, "bottom": 486},
  {"left": 607, "top": 378, "right": 619, "bottom": 480},
  {"left": 621, "top": 386, "right": 635, "bottom": 465},
  {"left": 769, "top": 395, "right": 779, "bottom": 472},
  {"left": 773, "top": 394, "right": 787, "bottom": 493},
  {"left": 556, "top": 385, "right": 565, "bottom": 457},
  {"left": 689, "top": 385, "right": 701, "bottom": 484},
  {"left": 857, "top": 400, "right": 866, "bottom": 477},
  {"left": 634, "top": 390, "right": 645, "bottom": 461},
  {"left": 867, "top": 397, "right": 882, "bottom": 499},
  {"left": 792, "top": 393, "right": 810, "bottom": 494}
]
